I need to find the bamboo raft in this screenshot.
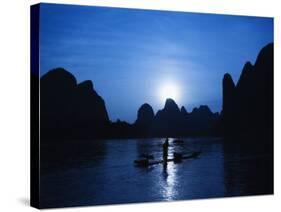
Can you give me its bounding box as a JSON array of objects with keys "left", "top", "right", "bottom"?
[{"left": 134, "top": 151, "right": 201, "bottom": 167}]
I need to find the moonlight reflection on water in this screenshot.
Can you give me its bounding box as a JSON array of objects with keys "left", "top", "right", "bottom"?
[
  {"left": 40, "top": 138, "right": 273, "bottom": 208},
  {"left": 161, "top": 162, "right": 178, "bottom": 200}
]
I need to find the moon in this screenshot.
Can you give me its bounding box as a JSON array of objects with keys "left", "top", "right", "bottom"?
[{"left": 158, "top": 82, "right": 181, "bottom": 103}]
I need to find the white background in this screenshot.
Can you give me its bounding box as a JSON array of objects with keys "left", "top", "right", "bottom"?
[{"left": 0, "top": 0, "right": 279, "bottom": 211}]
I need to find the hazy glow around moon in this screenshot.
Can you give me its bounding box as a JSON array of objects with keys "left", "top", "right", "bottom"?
[{"left": 158, "top": 81, "right": 181, "bottom": 103}]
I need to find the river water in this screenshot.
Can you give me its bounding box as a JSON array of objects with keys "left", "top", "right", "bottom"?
[{"left": 40, "top": 137, "right": 273, "bottom": 208}]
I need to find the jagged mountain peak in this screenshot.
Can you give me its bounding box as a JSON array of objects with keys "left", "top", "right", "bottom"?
[
  {"left": 41, "top": 67, "right": 77, "bottom": 86},
  {"left": 192, "top": 105, "right": 212, "bottom": 114},
  {"left": 78, "top": 80, "right": 94, "bottom": 90},
  {"left": 180, "top": 106, "right": 188, "bottom": 115},
  {"left": 164, "top": 98, "right": 180, "bottom": 111}
]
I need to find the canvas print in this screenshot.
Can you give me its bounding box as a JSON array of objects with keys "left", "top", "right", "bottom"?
[{"left": 30, "top": 3, "right": 274, "bottom": 209}]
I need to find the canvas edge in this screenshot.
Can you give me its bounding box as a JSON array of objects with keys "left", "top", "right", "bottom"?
[{"left": 30, "top": 3, "right": 40, "bottom": 209}]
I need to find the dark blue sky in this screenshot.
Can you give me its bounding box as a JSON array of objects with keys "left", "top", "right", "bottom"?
[{"left": 39, "top": 3, "right": 273, "bottom": 123}]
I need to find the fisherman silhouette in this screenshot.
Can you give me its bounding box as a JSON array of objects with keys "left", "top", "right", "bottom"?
[{"left": 162, "top": 138, "right": 169, "bottom": 169}]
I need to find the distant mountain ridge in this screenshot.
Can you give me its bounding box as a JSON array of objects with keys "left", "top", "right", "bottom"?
[
  {"left": 39, "top": 69, "right": 220, "bottom": 139},
  {"left": 38, "top": 43, "right": 273, "bottom": 141},
  {"left": 135, "top": 99, "right": 219, "bottom": 137}
]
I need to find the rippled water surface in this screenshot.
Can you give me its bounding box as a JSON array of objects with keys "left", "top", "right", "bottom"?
[{"left": 40, "top": 137, "right": 273, "bottom": 208}]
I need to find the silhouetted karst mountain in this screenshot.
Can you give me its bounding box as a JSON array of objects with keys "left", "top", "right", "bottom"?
[
  {"left": 222, "top": 73, "right": 236, "bottom": 127},
  {"left": 75, "top": 80, "right": 110, "bottom": 136},
  {"left": 222, "top": 43, "right": 273, "bottom": 151},
  {"left": 40, "top": 68, "right": 221, "bottom": 139},
  {"left": 180, "top": 106, "right": 188, "bottom": 116},
  {"left": 191, "top": 105, "right": 212, "bottom": 114},
  {"left": 189, "top": 105, "right": 220, "bottom": 133},
  {"left": 155, "top": 98, "right": 182, "bottom": 121},
  {"left": 153, "top": 99, "right": 184, "bottom": 136},
  {"left": 109, "top": 119, "right": 136, "bottom": 138},
  {"left": 41, "top": 67, "right": 77, "bottom": 89},
  {"left": 40, "top": 68, "right": 109, "bottom": 140},
  {"left": 254, "top": 43, "right": 273, "bottom": 133},
  {"left": 236, "top": 62, "right": 254, "bottom": 91},
  {"left": 152, "top": 99, "right": 219, "bottom": 136},
  {"left": 164, "top": 98, "right": 180, "bottom": 112},
  {"left": 134, "top": 103, "right": 154, "bottom": 137},
  {"left": 41, "top": 68, "right": 77, "bottom": 139},
  {"left": 135, "top": 103, "right": 154, "bottom": 125}
]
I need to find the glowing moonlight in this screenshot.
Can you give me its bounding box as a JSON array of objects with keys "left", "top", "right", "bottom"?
[{"left": 158, "top": 82, "right": 181, "bottom": 103}]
